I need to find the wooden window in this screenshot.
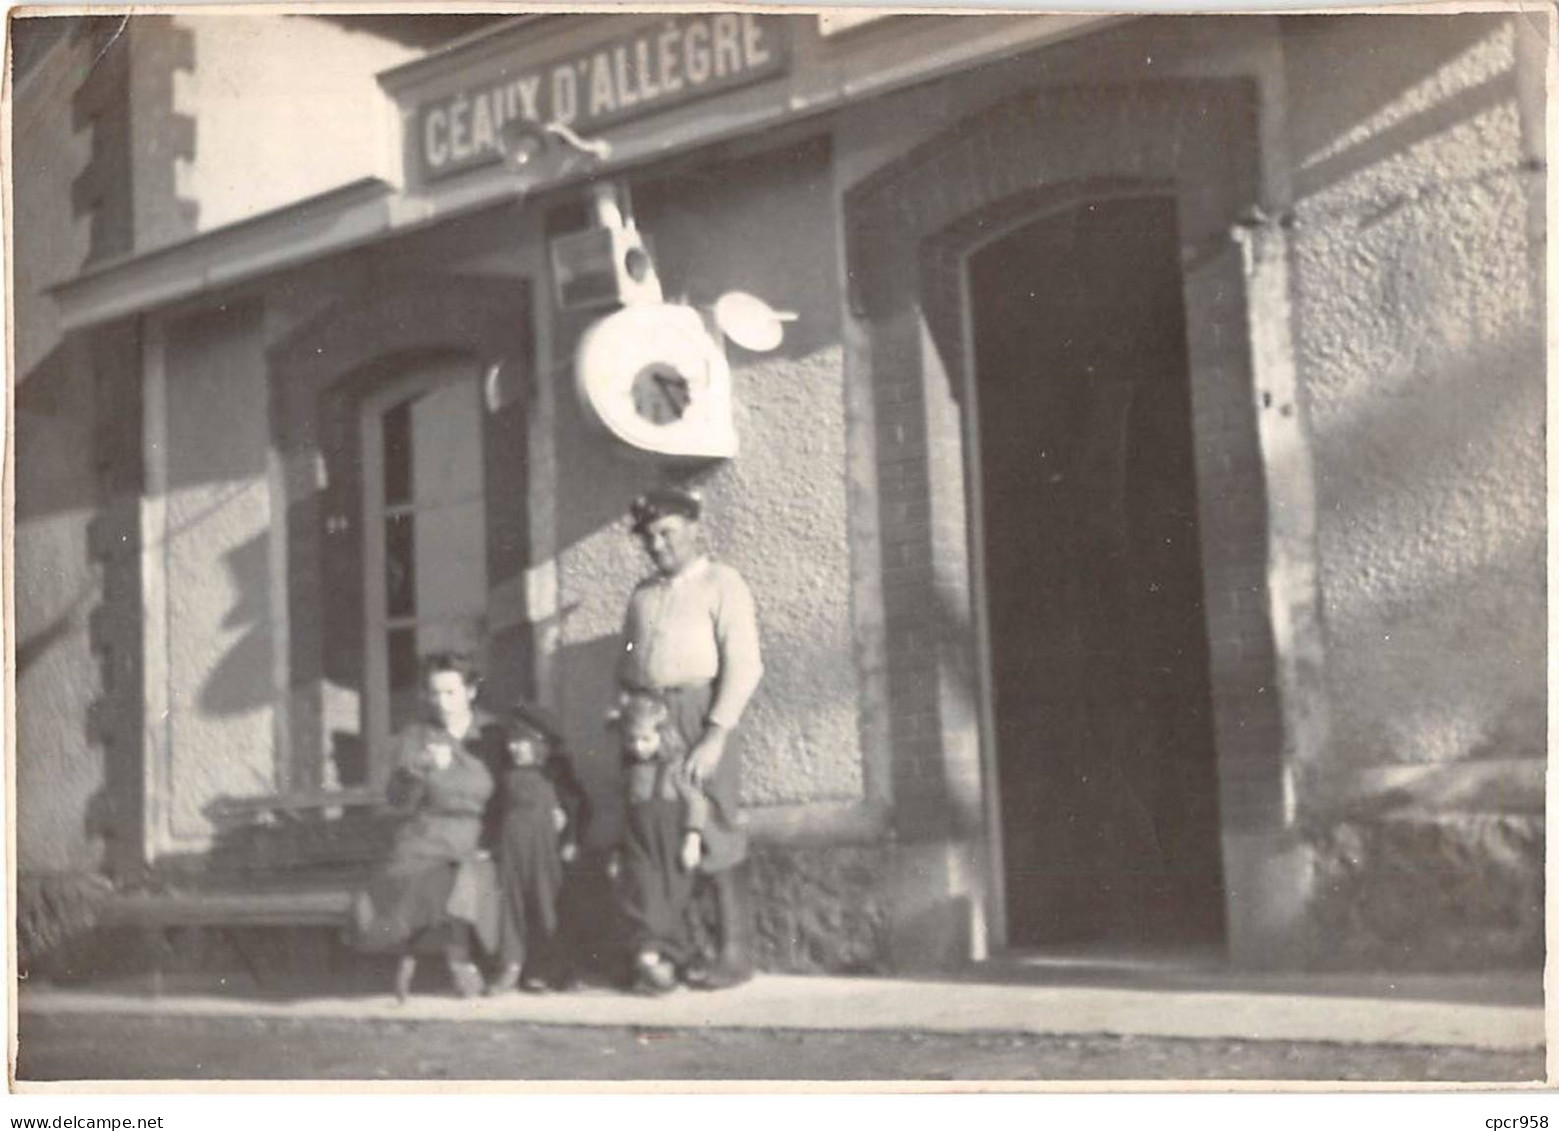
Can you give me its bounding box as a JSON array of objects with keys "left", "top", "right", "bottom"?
[{"left": 359, "top": 357, "right": 487, "bottom": 783}]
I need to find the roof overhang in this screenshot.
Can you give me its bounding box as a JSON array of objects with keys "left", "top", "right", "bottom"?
[
  {"left": 49, "top": 176, "right": 524, "bottom": 332},
  {"left": 50, "top": 11, "right": 1121, "bottom": 333}
]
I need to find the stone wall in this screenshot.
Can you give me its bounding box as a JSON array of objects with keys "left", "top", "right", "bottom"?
[
  {"left": 1300, "top": 815, "right": 1543, "bottom": 969},
  {"left": 749, "top": 844, "right": 894, "bottom": 973}
]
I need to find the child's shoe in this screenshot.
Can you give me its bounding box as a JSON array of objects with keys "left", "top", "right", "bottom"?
[
  {"left": 447, "top": 957, "right": 484, "bottom": 999},
  {"left": 393, "top": 955, "right": 417, "bottom": 1003},
  {"left": 486, "top": 963, "right": 521, "bottom": 996},
  {"left": 629, "top": 950, "right": 677, "bottom": 996}
]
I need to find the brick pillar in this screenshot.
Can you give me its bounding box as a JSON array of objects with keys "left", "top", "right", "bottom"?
[
  {"left": 70, "top": 18, "right": 134, "bottom": 265},
  {"left": 85, "top": 320, "right": 148, "bottom": 875},
  {"left": 860, "top": 225, "right": 989, "bottom": 967}
]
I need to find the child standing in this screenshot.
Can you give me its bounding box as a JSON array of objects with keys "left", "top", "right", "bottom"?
[
  {"left": 485, "top": 702, "right": 587, "bottom": 995},
  {"left": 611, "top": 690, "right": 716, "bottom": 995}
]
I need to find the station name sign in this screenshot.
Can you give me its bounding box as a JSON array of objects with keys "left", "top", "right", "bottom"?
[{"left": 417, "top": 14, "right": 791, "bottom": 181}]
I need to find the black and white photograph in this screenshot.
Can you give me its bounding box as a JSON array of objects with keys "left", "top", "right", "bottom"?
[{"left": 5, "top": 3, "right": 1551, "bottom": 1090}]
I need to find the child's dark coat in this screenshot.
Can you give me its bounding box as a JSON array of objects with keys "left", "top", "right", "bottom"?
[{"left": 487, "top": 750, "right": 587, "bottom": 977}]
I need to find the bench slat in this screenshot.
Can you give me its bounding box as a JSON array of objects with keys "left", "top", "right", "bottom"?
[
  {"left": 209, "top": 788, "right": 386, "bottom": 818},
  {"left": 103, "top": 889, "right": 356, "bottom": 929}
]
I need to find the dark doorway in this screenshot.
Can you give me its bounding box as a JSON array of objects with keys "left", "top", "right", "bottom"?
[{"left": 967, "top": 195, "right": 1226, "bottom": 951}]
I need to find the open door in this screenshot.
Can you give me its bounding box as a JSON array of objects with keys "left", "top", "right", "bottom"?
[{"left": 968, "top": 195, "right": 1227, "bottom": 950}]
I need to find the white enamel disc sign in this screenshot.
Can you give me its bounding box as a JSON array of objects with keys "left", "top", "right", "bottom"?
[{"left": 575, "top": 303, "right": 737, "bottom": 459}]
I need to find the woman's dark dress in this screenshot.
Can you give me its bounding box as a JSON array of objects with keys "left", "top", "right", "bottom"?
[
  {"left": 489, "top": 754, "right": 587, "bottom": 975},
  {"left": 350, "top": 716, "right": 502, "bottom": 956}
]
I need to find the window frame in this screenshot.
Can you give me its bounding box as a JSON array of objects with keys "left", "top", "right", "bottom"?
[{"left": 358, "top": 356, "right": 487, "bottom": 786}]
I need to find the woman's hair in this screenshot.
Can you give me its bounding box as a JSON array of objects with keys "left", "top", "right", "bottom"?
[{"left": 421, "top": 650, "right": 482, "bottom": 689}]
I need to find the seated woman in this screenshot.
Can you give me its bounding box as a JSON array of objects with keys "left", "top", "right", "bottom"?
[{"left": 349, "top": 651, "right": 501, "bottom": 1000}]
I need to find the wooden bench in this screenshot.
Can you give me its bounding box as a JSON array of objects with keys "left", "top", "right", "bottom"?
[
  {"left": 102, "top": 885, "right": 361, "bottom": 930},
  {"left": 110, "top": 788, "right": 394, "bottom": 929},
  {"left": 98, "top": 789, "right": 398, "bottom": 988},
  {"left": 96, "top": 880, "right": 369, "bottom": 991}
]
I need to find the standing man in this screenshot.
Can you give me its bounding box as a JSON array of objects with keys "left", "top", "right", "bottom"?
[{"left": 619, "top": 485, "right": 764, "bottom": 989}]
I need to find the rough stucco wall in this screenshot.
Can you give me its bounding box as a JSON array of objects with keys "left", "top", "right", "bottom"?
[
  {"left": 13, "top": 29, "right": 106, "bottom": 874},
  {"left": 12, "top": 29, "right": 95, "bottom": 378},
  {"left": 552, "top": 139, "right": 858, "bottom": 845},
  {"left": 163, "top": 16, "right": 416, "bottom": 239},
  {"left": 1286, "top": 16, "right": 1545, "bottom": 775},
  {"left": 163, "top": 304, "right": 279, "bottom": 841}
]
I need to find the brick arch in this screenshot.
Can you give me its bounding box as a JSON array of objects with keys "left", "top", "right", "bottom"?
[
  {"left": 843, "top": 77, "right": 1286, "bottom": 955},
  {"left": 268, "top": 273, "right": 534, "bottom": 794},
  {"left": 269, "top": 272, "right": 530, "bottom": 404},
  {"left": 845, "top": 80, "right": 1258, "bottom": 318}
]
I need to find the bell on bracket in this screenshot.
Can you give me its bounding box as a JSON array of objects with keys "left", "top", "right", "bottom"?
[{"left": 500, "top": 119, "right": 613, "bottom": 183}]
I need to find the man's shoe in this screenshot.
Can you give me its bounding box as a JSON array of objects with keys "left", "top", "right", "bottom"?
[
  {"left": 630, "top": 972, "right": 677, "bottom": 996},
  {"left": 686, "top": 959, "right": 752, "bottom": 991},
  {"left": 679, "top": 955, "right": 711, "bottom": 987},
  {"left": 629, "top": 952, "right": 678, "bottom": 996}
]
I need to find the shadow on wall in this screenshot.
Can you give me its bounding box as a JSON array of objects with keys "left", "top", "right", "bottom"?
[
  {"left": 1312, "top": 329, "right": 1543, "bottom": 623},
  {"left": 15, "top": 335, "right": 146, "bottom": 880},
  {"left": 1310, "top": 324, "right": 1545, "bottom": 767},
  {"left": 557, "top": 633, "right": 629, "bottom": 853},
  {"left": 631, "top": 136, "right": 839, "bottom": 362},
  {"left": 1285, "top": 14, "right": 1525, "bottom": 197},
  {"left": 15, "top": 586, "right": 94, "bottom": 682},
  {"left": 15, "top": 343, "right": 105, "bottom": 728},
  {"left": 14, "top": 345, "right": 99, "bottom": 521},
  {"left": 1286, "top": 14, "right": 1545, "bottom": 772},
  {"left": 16, "top": 321, "right": 284, "bottom": 787},
  {"left": 197, "top": 530, "right": 275, "bottom": 717}
]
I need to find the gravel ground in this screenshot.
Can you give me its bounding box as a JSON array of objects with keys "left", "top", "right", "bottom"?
[{"left": 15, "top": 1011, "right": 1544, "bottom": 1083}]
